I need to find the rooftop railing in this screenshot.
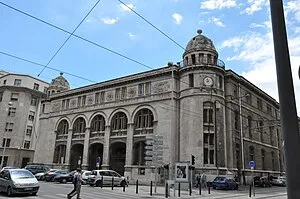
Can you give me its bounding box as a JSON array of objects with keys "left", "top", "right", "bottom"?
[{"left": 176, "top": 57, "right": 225, "bottom": 69}]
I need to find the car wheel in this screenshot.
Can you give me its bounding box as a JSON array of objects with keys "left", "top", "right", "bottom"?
[
  {"left": 7, "top": 186, "right": 13, "bottom": 197},
  {"left": 96, "top": 180, "right": 102, "bottom": 187},
  {"left": 62, "top": 178, "right": 67, "bottom": 183}
]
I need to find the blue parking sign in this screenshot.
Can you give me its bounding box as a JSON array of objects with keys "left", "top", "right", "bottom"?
[
  {"left": 96, "top": 156, "right": 101, "bottom": 164},
  {"left": 249, "top": 161, "right": 255, "bottom": 168}
]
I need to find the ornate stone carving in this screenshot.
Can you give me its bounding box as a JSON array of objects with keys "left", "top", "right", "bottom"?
[
  {"left": 52, "top": 102, "right": 60, "bottom": 112},
  {"left": 87, "top": 96, "right": 94, "bottom": 105},
  {"left": 106, "top": 92, "right": 113, "bottom": 102},
  {"left": 128, "top": 87, "right": 137, "bottom": 98},
  {"left": 70, "top": 99, "right": 76, "bottom": 108},
  {"left": 152, "top": 81, "right": 170, "bottom": 93}
]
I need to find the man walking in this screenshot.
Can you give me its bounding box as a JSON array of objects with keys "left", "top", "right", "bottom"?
[{"left": 67, "top": 168, "right": 83, "bottom": 199}]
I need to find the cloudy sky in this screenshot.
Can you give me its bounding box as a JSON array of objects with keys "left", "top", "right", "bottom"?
[{"left": 0, "top": 0, "right": 300, "bottom": 112}]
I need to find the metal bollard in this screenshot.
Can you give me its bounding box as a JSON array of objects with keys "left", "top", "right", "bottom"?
[
  {"left": 208, "top": 185, "right": 211, "bottom": 194},
  {"left": 101, "top": 176, "right": 103, "bottom": 188},
  {"left": 112, "top": 177, "right": 114, "bottom": 190},
  {"left": 150, "top": 181, "right": 153, "bottom": 196},
  {"left": 178, "top": 182, "right": 181, "bottom": 197},
  {"left": 136, "top": 179, "right": 138, "bottom": 194},
  {"left": 249, "top": 184, "right": 252, "bottom": 197},
  {"left": 123, "top": 180, "right": 126, "bottom": 192},
  {"left": 165, "top": 182, "right": 168, "bottom": 198},
  {"left": 189, "top": 182, "right": 192, "bottom": 196},
  {"left": 199, "top": 184, "right": 201, "bottom": 195}
]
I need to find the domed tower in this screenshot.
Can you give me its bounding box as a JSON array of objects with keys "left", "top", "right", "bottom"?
[
  {"left": 48, "top": 72, "right": 70, "bottom": 95},
  {"left": 183, "top": 29, "right": 223, "bottom": 68}
]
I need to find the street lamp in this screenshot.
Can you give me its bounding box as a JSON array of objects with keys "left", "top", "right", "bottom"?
[{"left": 0, "top": 101, "right": 13, "bottom": 168}]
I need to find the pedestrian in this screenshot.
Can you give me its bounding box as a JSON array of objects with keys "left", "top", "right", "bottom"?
[
  {"left": 195, "top": 173, "right": 201, "bottom": 188},
  {"left": 67, "top": 168, "right": 83, "bottom": 199},
  {"left": 201, "top": 173, "right": 207, "bottom": 188}
]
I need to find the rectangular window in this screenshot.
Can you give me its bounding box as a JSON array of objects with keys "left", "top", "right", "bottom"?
[
  {"left": 66, "top": 99, "right": 70, "bottom": 109},
  {"left": 100, "top": 91, "right": 105, "bottom": 103},
  {"left": 30, "top": 96, "right": 38, "bottom": 106},
  {"left": 42, "top": 104, "right": 45, "bottom": 113},
  {"left": 62, "top": 100, "right": 66, "bottom": 110},
  {"left": 257, "top": 98, "right": 263, "bottom": 110},
  {"left": 2, "top": 138, "right": 10, "bottom": 147},
  {"left": 3, "top": 80, "right": 6, "bottom": 85},
  {"left": 218, "top": 75, "right": 223, "bottom": 89},
  {"left": 121, "top": 87, "right": 127, "bottom": 99},
  {"left": 269, "top": 126, "right": 274, "bottom": 145},
  {"left": 33, "top": 83, "right": 39, "bottom": 90},
  {"left": 95, "top": 92, "right": 100, "bottom": 104},
  {"left": 24, "top": 141, "right": 30, "bottom": 149},
  {"left": 11, "top": 93, "right": 19, "bottom": 101},
  {"left": 28, "top": 111, "right": 35, "bottom": 121},
  {"left": 8, "top": 107, "right": 16, "bottom": 117},
  {"left": 77, "top": 96, "right": 82, "bottom": 107},
  {"left": 26, "top": 126, "right": 33, "bottom": 136},
  {"left": 233, "top": 85, "right": 238, "bottom": 98},
  {"left": 246, "top": 93, "right": 252, "bottom": 105},
  {"left": 145, "top": 82, "right": 151, "bottom": 95},
  {"left": 204, "top": 148, "right": 208, "bottom": 164},
  {"left": 204, "top": 134, "right": 209, "bottom": 144},
  {"left": 189, "top": 74, "right": 194, "bottom": 87},
  {"left": 207, "top": 54, "right": 212, "bottom": 64},
  {"left": 209, "top": 150, "right": 214, "bottom": 164},
  {"left": 138, "top": 83, "right": 144, "bottom": 96},
  {"left": 14, "top": 79, "right": 22, "bottom": 86},
  {"left": 234, "top": 111, "right": 239, "bottom": 130},
  {"left": 267, "top": 104, "right": 272, "bottom": 115},
  {"left": 82, "top": 95, "right": 86, "bottom": 106},
  {"left": 5, "top": 123, "right": 13, "bottom": 132},
  {"left": 209, "top": 134, "right": 214, "bottom": 145},
  {"left": 115, "top": 88, "right": 120, "bottom": 100},
  {"left": 191, "top": 54, "right": 196, "bottom": 64}
]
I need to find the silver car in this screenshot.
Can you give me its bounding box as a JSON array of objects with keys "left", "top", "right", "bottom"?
[
  {"left": 0, "top": 169, "right": 39, "bottom": 196},
  {"left": 87, "top": 170, "right": 127, "bottom": 187}
]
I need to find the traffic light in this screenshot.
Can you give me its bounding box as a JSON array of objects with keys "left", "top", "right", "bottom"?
[{"left": 191, "top": 154, "right": 195, "bottom": 165}]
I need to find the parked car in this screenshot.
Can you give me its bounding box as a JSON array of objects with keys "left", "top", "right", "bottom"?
[
  {"left": 25, "top": 164, "right": 49, "bottom": 175},
  {"left": 35, "top": 169, "right": 57, "bottom": 181},
  {"left": 44, "top": 170, "right": 68, "bottom": 182},
  {"left": 82, "top": 170, "right": 92, "bottom": 185},
  {"left": 0, "top": 169, "right": 39, "bottom": 196},
  {"left": 87, "top": 170, "right": 127, "bottom": 187},
  {"left": 53, "top": 171, "right": 76, "bottom": 183},
  {"left": 212, "top": 176, "right": 238, "bottom": 190},
  {"left": 254, "top": 176, "right": 272, "bottom": 187},
  {"left": 0, "top": 166, "right": 19, "bottom": 172},
  {"left": 271, "top": 176, "right": 286, "bottom": 186}
]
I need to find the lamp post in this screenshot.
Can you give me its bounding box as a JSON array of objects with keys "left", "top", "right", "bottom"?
[{"left": 0, "top": 101, "right": 13, "bottom": 168}]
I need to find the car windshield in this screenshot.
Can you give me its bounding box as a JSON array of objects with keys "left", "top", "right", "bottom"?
[
  {"left": 91, "top": 171, "right": 97, "bottom": 175},
  {"left": 11, "top": 170, "right": 34, "bottom": 179},
  {"left": 214, "top": 177, "right": 226, "bottom": 182}
]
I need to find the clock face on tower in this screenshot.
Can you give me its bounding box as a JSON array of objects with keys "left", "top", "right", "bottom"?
[{"left": 203, "top": 77, "right": 213, "bottom": 86}]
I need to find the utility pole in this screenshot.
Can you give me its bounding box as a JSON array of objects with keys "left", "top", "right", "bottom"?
[{"left": 270, "top": 0, "right": 300, "bottom": 198}]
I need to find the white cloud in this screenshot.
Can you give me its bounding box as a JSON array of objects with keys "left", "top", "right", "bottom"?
[
  {"left": 241, "top": 0, "right": 268, "bottom": 15},
  {"left": 285, "top": 0, "right": 300, "bottom": 22},
  {"left": 101, "top": 17, "right": 119, "bottom": 25},
  {"left": 119, "top": 3, "right": 135, "bottom": 12},
  {"left": 128, "top": 33, "right": 137, "bottom": 40},
  {"left": 172, "top": 13, "right": 183, "bottom": 25},
  {"left": 209, "top": 17, "right": 225, "bottom": 27},
  {"left": 221, "top": 24, "right": 300, "bottom": 113},
  {"left": 201, "top": 0, "right": 237, "bottom": 10}
]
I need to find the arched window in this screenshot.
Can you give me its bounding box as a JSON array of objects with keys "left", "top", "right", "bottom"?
[
  {"left": 135, "top": 109, "right": 154, "bottom": 129},
  {"left": 91, "top": 115, "right": 105, "bottom": 132},
  {"left": 56, "top": 120, "right": 68, "bottom": 140},
  {"left": 111, "top": 112, "right": 127, "bottom": 131},
  {"left": 73, "top": 117, "right": 86, "bottom": 134},
  {"left": 249, "top": 146, "right": 255, "bottom": 161}
]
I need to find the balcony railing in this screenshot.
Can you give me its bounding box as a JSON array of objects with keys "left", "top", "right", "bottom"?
[
  {"left": 134, "top": 128, "right": 154, "bottom": 135},
  {"left": 90, "top": 131, "right": 105, "bottom": 138},
  {"left": 177, "top": 57, "right": 225, "bottom": 69},
  {"left": 110, "top": 129, "right": 127, "bottom": 137},
  {"left": 72, "top": 132, "right": 85, "bottom": 139},
  {"left": 56, "top": 134, "right": 68, "bottom": 141}
]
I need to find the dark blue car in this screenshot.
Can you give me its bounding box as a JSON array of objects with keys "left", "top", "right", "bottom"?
[{"left": 212, "top": 176, "right": 238, "bottom": 190}]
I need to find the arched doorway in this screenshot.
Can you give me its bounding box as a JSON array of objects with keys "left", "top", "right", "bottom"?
[
  {"left": 69, "top": 144, "right": 83, "bottom": 171},
  {"left": 110, "top": 142, "right": 126, "bottom": 175},
  {"left": 53, "top": 145, "right": 66, "bottom": 164},
  {"left": 132, "top": 141, "right": 146, "bottom": 165},
  {"left": 88, "top": 143, "right": 103, "bottom": 170}
]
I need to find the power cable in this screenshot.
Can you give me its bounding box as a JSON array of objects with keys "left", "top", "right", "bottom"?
[
  {"left": 0, "top": 1, "right": 153, "bottom": 70},
  {"left": 0, "top": 51, "right": 97, "bottom": 83},
  {"left": 38, "top": 0, "right": 102, "bottom": 77},
  {"left": 117, "top": 0, "right": 186, "bottom": 51}
]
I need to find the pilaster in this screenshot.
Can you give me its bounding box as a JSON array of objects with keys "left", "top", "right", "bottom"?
[
  {"left": 82, "top": 127, "right": 90, "bottom": 167},
  {"left": 102, "top": 125, "right": 111, "bottom": 168},
  {"left": 125, "top": 123, "right": 134, "bottom": 166},
  {"left": 65, "top": 128, "right": 73, "bottom": 166}
]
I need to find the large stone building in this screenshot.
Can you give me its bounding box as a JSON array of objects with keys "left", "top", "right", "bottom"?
[
  {"left": 34, "top": 30, "right": 285, "bottom": 183},
  {"left": 0, "top": 71, "right": 49, "bottom": 167}
]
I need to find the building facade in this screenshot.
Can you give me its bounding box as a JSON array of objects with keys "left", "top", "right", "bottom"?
[
  {"left": 0, "top": 71, "right": 49, "bottom": 167},
  {"left": 34, "top": 30, "right": 285, "bottom": 183}
]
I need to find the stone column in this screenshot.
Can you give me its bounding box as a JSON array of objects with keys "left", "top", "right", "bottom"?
[
  {"left": 125, "top": 123, "right": 134, "bottom": 166},
  {"left": 82, "top": 127, "right": 90, "bottom": 169},
  {"left": 102, "top": 125, "right": 111, "bottom": 169},
  {"left": 65, "top": 129, "right": 73, "bottom": 167}
]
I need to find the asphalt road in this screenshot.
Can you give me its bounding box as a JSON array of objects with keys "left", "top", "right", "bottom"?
[{"left": 0, "top": 182, "right": 287, "bottom": 199}]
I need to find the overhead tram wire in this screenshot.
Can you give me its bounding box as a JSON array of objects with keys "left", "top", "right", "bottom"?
[
  {"left": 117, "top": 0, "right": 185, "bottom": 51},
  {"left": 0, "top": 1, "right": 152, "bottom": 70},
  {"left": 0, "top": 51, "right": 96, "bottom": 83},
  {"left": 0, "top": 2, "right": 280, "bottom": 124},
  {"left": 38, "top": 0, "right": 102, "bottom": 77}
]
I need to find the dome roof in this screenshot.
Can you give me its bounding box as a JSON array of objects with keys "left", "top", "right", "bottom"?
[
  {"left": 184, "top": 30, "right": 216, "bottom": 54},
  {"left": 49, "top": 72, "right": 70, "bottom": 91}
]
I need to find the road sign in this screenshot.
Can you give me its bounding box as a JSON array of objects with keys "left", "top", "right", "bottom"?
[{"left": 249, "top": 161, "right": 255, "bottom": 168}]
